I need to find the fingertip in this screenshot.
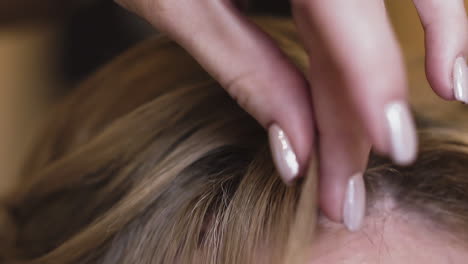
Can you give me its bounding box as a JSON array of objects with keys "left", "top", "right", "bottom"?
[
  {"left": 424, "top": 47, "right": 459, "bottom": 101},
  {"left": 452, "top": 56, "right": 468, "bottom": 103},
  {"left": 414, "top": 0, "right": 468, "bottom": 101},
  {"left": 268, "top": 111, "right": 315, "bottom": 185},
  {"left": 319, "top": 174, "right": 348, "bottom": 222},
  {"left": 268, "top": 124, "right": 300, "bottom": 184},
  {"left": 384, "top": 101, "right": 418, "bottom": 165},
  {"left": 265, "top": 75, "right": 315, "bottom": 180},
  {"left": 343, "top": 172, "right": 366, "bottom": 231},
  {"left": 318, "top": 136, "right": 370, "bottom": 223},
  {"left": 281, "top": 117, "right": 315, "bottom": 173}
]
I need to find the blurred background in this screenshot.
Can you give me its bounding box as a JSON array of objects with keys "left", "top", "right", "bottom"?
[
  {"left": 0, "top": 0, "right": 155, "bottom": 199},
  {"left": 0, "top": 0, "right": 464, "bottom": 199}
]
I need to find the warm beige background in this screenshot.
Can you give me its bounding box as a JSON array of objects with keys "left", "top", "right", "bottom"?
[
  {"left": 0, "top": 1, "right": 466, "bottom": 197},
  {"left": 0, "top": 24, "right": 58, "bottom": 198}
]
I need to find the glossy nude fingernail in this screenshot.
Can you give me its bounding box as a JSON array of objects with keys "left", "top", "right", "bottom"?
[
  {"left": 268, "top": 124, "right": 299, "bottom": 184},
  {"left": 343, "top": 173, "right": 366, "bottom": 232},
  {"left": 453, "top": 57, "right": 468, "bottom": 104},
  {"left": 385, "top": 101, "right": 418, "bottom": 165}
]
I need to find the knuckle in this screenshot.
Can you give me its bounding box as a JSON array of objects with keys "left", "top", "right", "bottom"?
[{"left": 224, "top": 73, "right": 257, "bottom": 114}]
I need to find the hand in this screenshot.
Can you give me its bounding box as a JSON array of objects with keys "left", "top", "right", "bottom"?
[{"left": 115, "top": 0, "right": 468, "bottom": 229}]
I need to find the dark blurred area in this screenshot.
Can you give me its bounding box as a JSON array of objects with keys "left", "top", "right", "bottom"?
[
  {"left": 250, "top": 0, "right": 291, "bottom": 15},
  {"left": 2, "top": 0, "right": 155, "bottom": 88},
  {"left": 60, "top": 0, "right": 153, "bottom": 84},
  {"left": 0, "top": 0, "right": 155, "bottom": 196},
  {"left": 60, "top": 0, "right": 290, "bottom": 85},
  {"left": 0, "top": 1, "right": 78, "bottom": 24}
]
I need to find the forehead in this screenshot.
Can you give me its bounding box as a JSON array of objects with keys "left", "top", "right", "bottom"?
[{"left": 308, "top": 213, "right": 468, "bottom": 264}]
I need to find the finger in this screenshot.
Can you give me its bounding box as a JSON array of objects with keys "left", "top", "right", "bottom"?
[
  {"left": 292, "top": 0, "right": 417, "bottom": 223},
  {"left": 309, "top": 68, "right": 371, "bottom": 229},
  {"left": 118, "top": 0, "right": 315, "bottom": 182},
  {"left": 413, "top": 0, "right": 468, "bottom": 102}
]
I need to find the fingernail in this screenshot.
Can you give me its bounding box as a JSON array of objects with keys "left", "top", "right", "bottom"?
[
  {"left": 343, "top": 173, "right": 366, "bottom": 232},
  {"left": 268, "top": 124, "right": 299, "bottom": 184},
  {"left": 453, "top": 57, "right": 468, "bottom": 104},
  {"left": 385, "top": 101, "right": 418, "bottom": 165}
]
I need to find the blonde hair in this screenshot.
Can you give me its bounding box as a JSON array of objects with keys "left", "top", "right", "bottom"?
[{"left": 3, "top": 18, "right": 468, "bottom": 264}]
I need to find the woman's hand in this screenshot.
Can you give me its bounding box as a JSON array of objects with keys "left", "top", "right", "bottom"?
[{"left": 115, "top": 0, "right": 468, "bottom": 228}]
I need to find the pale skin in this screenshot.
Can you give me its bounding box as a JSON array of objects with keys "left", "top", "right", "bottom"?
[
  {"left": 114, "top": 0, "right": 468, "bottom": 224},
  {"left": 310, "top": 209, "right": 468, "bottom": 264}
]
